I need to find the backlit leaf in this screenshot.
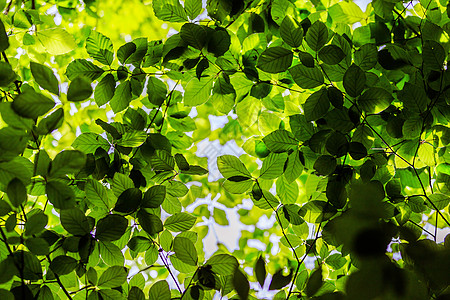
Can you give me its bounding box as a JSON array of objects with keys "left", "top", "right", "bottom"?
[
  {"left": 86, "top": 31, "right": 114, "bottom": 65},
  {"left": 289, "top": 64, "right": 324, "bottom": 89},
  {"left": 30, "top": 62, "right": 59, "bottom": 95},
  {"left": 257, "top": 47, "right": 293, "bottom": 73},
  {"left": 37, "top": 28, "right": 76, "bottom": 55},
  {"left": 173, "top": 236, "right": 198, "bottom": 266},
  {"left": 164, "top": 212, "right": 196, "bottom": 231}
]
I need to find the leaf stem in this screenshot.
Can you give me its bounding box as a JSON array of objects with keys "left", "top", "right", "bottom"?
[
  {"left": 46, "top": 255, "right": 73, "bottom": 299},
  {"left": 158, "top": 250, "right": 182, "bottom": 293},
  {"left": 287, "top": 223, "right": 322, "bottom": 299}
]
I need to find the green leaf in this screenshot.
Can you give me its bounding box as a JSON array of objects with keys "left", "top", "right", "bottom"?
[
  {"left": 65, "top": 59, "right": 104, "bottom": 81},
  {"left": 147, "top": 77, "right": 167, "bottom": 106},
  {"left": 25, "top": 237, "right": 49, "bottom": 256},
  {"left": 184, "top": 76, "right": 214, "bottom": 106},
  {"left": 217, "top": 155, "right": 251, "bottom": 179},
  {"left": 117, "top": 42, "right": 136, "bottom": 65},
  {"left": 354, "top": 44, "right": 378, "bottom": 70},
  {"left": 260, "top": 152, "right": 288, "bottom": 180},
  {"left": 148, "top": 280, "right": 171, "bottom": 300},
  {"left": 142, "top": 185, "right": 166, "bottom": 208},
  {"left": 114, "top": 188, "right": 142, "bottom": 214},
  {"left": 6, "top": 178, "right": 27, "bottom": 207},
  {"left": 126, "top": 38, "right": 148, "bottom": 66},
  {"left": 110, "top": 80, "right": 132, "bottom": 113},
  {"left": 0, "top": 258, "right": 17, "bottom": 284},
  {"left": 223, "top": 179, "right": 253, "bottom": 194},
  {"left": 326, "top": 181, "right": 347, "bottom": 209},
  {"left": 112, "top": 173, "right": 134, "bottom": 197},
  {"left": 0, "top": 157, "right": 33, "bottom": 187},
  {"left": 37, "top": 28, "right": 76, "bottom": 55},
  {"left": 358, "top": 87, "right": 393, "bottom": 114},
  {"left": 30, "top": 62, "right": 59, "bottom": 95},
  {"left": 284, "top": 149, "right": 304, "bottom": 183},
  {"left": 67, "top": 76, "right": 93, "bottom": 102},
  {"left": 397, "top": 82, "right": 428, "bottom": 113},
  {"left": 128, "top": 236, "right": 152, "bottom": 253},
  {"left": 233, "top": 268, "right": 249, "bottom": 300},
  {"left": 37, "top": 107, "right": 64, "bottom": 135},
  {"left": 254, "top": 256, "right": 266, "bottom": 288},
  {"left": 86, "top": 31, "right": 114, "bottom": 65},
  {"left": 0, "top": 290, "right": 13, "bottom": 300},
  {"left": 207, "top": 28, "right": 231, "bottom": 57},
  {"left": 305, "top": 267, "right": 323, "bottom": 297},
  {"left": 213, "top": 207, "right": 229, "bottom": 225},
  {"left": 98, "top": 266, "right": 128, "bottom": 288},
  {"left": 72, "top": 133, "right": 110, "bottom": 154},
  {"left": 96, "top": 118, "right": 122, "bottom": 140},
  {"left": 123, "top": 108, "right": 146, "bottom": 130},
  {"left": 206, "top": 253, "right": 238, "bottom": 275},
  {"left": 148, "top": 150, "right": 175, "bottom": 171},
  {"left": 348, "top": 142, "right": 367, "bottom": 160},
  {"left": 0, "top": 19, "right": 9, "bottom": 52},
  {"left": 328, "top": 2, "right": 365, "bottom": 24},
  {"left": 325, "top": 253, "right": 347, "bottom": 270},
  {"left": 99, "top": 242, "right": 125, "bottom": 266},
  {"left": 98, "top": 289, "right": 126, "bottom": 299},
  {"left": 49, "top": 255, "right": 77, "bottom": 275},
  {"left": 325, "top": 131, "right": 349, "bottom": 157},
  {"left": 263, "top": 129, "right": 298, "bottom": 153},
  {"left": 402, "top": 116, "right": 423, "bottom": 139},
  {"left": 174, "top": 153, "right": 189, "bottom": 171},
  {"left": 289, "top": 64, "right": 324, "bottom": 89},
  {"left": 11, "top": 250, "right": 43, "bottom": 280},
  {"left": 37, "top": 285, "right": 54, "bottom": 300},
  {"left": 282, "top": 204, "right": 303, "bottom": 224},
  {"left": 159, "top": 230, "right": 173, "bottom": 252},
  {"left": 12, "top": 89, "right": 55, "bottom": 119},
  {"left": 84, "top": 179, "right": 111, "bottom": 211},
  {"left": 94, "top": 74, "right": 115, "bottom": 106},
  {"left": 343, "top": 64, "right": 366, "bottom": 98},
  {"left": 164, "top": 212, "right": 196, "bottom": 231},
  {"left": 49, "top": 150, "right": 86, "bottom": 178},
  {"left": 185, "top": 0, "right": 202, "bottom": 19},
  {"left": 289, "top": 114, "right": 314, "bottom": 141},
  {"left": 173, "top": 236, "right": 198, "bottom": 266},
  {"left": 206, "top": 0, "right": 232, "bottom": 22},
  {"left": 303, "top": 88, "right": 330, "bottom": 121},
  {"left": 269, "top": 268, "right": 293, "bottom": 290},
  {"left": 327, "top": 86, "right": 344, "bottom": 109},
  {"left": 211, "top": 76, "right": 236, "bottom": 114},
  {"left": 318, "top": 45, "right": 345, "bottom": 65},
  {"left": 257, "top": 47, "right": 293, "bottom": 73},
  {"left": 280, "top": 16, "right": 303, "bottom": 48},
  {"left": 164, "top": 181, "right": 187, "bottom": 198},
  {"left": 60, "top": 208, "right": 92, "bottom": 235},
  {"left": 153, "top": 0, "right": 188, "bottom": 22},
  {"left": 95, "top": 214, "right": 128, "bottom": 242},
  {"left": 305, "top": 20, "right": 328, "bottom": 51},
  {"left": 0, "top": 127, "right": 28, "bottom": 160},
  {"left": 180, "top": 23, "right": 208, "bottom": 50},
  {"left": 428, "top": 193, "right": 450, "bottom": 210},
  {"left": 24, "top": 210, "right": 48, "bottom": 236},
  {"left": 314, "top": 155, "right": 337, "bottom": 176},
  {"left": 45, "top": 180, "right": 76, "bottom": 209},
  {"left": 137, "top": 210, "right": 163, "bottom": 235},
  {"left": 423, "top": 40, "right": 445, "bottom": 71},
  {"left": 0, "top": 62, "right": 16, "bottom": 87}
]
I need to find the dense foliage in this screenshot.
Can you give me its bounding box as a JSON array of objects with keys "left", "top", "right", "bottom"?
[{"left": 1, "top": 0, "right": 450, "bottom": 299}]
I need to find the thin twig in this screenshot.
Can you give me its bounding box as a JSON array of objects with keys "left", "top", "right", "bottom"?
[{"left": 158, "top": 251, "right": 182, "bottom": 293}]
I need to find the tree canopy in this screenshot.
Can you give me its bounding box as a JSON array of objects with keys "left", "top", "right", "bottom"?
[{"left": 1, "top": 0, "right": 450, "bottom": 299}]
